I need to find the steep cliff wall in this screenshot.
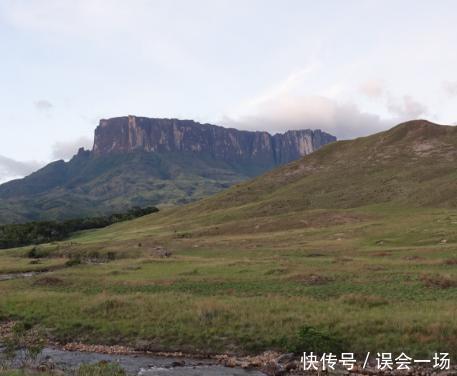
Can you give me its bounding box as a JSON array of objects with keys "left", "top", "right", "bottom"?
[{"left": 92, "top": 115, "right": 336, "bottom": 166}]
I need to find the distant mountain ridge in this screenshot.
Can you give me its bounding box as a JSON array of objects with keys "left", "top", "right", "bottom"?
[
  {"left": 0, "top": 116, "right": 336, "bottom": 224},
  {"left": 93, "top": 115, "right": 335, "bottom": 165}
]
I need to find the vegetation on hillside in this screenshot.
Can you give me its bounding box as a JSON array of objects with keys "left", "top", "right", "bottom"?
[
  {"left": 0, "top": 206, "right": 158, "bottom": 249},
  {"left": 0, "top": 150, "right": 269, "bottom": 224}
]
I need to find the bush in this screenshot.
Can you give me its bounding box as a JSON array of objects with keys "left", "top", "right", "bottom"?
[
  {"left": 65, "top": 258, "right": 82, "bottom": 267},
  {"left": 284, "top": 325, "right": 345, "bottom": 354},
  {"left": 27, "top": 247, "right": 50, "bottom": 259}
]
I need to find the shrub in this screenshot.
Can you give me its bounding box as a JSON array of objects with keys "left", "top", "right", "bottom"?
[
  {"left": 284, "top": 325, "right": 345, "bottom": 354},
  {"left": 27, "top": 247, "right": 50, "bottom": 259},
  {"left": 65, "top": 258, "right": 82, "bottom": 267}
]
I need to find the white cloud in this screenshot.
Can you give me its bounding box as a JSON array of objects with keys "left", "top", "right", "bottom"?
[
  {"left": 34, "top": 99, "right": 53, "bottom": 111},
  {"left": 52, "top": 136, "right": 92, "bottom": 160},
  {"left": 443, "top": 81, "right": 457, "bottom": 97},
  {"left": 359, "top": 80, "right": 385, "bottom": 99},
  {"left": 223, "top": 67, "right": 397, "bottom": 139},
  {"left": 223, "top": 95, "right": 391, "bottom": 140},
  {"left": 358, "top": 80, "right": 428, "bottom": 119},
  {"left": 241, "top": 64, "right": 320, "bottom": 110},
  {"left": 223, "top": 66, "right": 433, "bottom": 140},
  {"left": 0, "top": 155, "right": 43, "bottom": 184},
  {"left": 386, "top": 95, "right": 428, "bottom": 119},
  {"left": 0, "top": 0, "right": 197, "bottom": 70},
  {"left": 1, "top": 0, "right": 131, "bottom": 36}
]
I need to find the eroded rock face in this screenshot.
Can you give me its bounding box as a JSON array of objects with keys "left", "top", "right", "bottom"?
[{"left": 92, "top": 115, "right": 336, "bottom": 165}]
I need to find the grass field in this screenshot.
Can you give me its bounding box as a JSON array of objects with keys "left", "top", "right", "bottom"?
[{"left": 1, "top": 204, "right": 457, "bottom": 357}]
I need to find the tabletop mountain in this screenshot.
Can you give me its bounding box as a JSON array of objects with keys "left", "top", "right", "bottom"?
[{"left": 0, "top": 116, "right": 335, "bottom": 224}]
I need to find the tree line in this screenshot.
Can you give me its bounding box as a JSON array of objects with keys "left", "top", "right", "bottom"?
[{"left": 0, "top": 206, "right": 159, "bottom": 249}]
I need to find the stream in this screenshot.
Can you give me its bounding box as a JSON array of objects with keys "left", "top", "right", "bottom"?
[
  {"left": 0, "top": 272, "right": 38, "bottom": 281},
  {"left": 0, "top": 346, "right": 266, "bottom": 375}
]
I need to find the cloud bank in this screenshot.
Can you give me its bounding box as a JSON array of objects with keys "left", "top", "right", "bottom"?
[
  {"left": 0, "top": 155, "right": 42, "bottom": 184},
  {"left": 0, "top": 135, "right": 92, "bottom": 184},
  {"left": 223, "top": 95, "right": 391, "bottom": 140},
  {"left": 52, "top": 136, "right": 93, "bottom": 160},
  {"left": 223, "top": 68, "right": 431, "bottom": 140}
]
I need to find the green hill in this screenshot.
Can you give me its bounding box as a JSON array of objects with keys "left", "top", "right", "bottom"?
[
  {"left": 193, "top": 119, "right": 457, "bottom": 214},
  {"left": 120, "top": 119, "right": 457, "bottom": 233},
  {"left": 0, "top": 151, "right": 250, "bottom": 224}
]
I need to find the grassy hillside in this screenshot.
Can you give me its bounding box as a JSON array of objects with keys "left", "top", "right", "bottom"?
[
  {"left": 188, "top": 119, "right": 457, "bottom": 214},
  {"left": 0, "top": 151, "right": 261, "bottom": 224},
  {"left": 87, "top": 120, "right": 457, "bottom": 236},
  {"left": 1, "top": 120, "right": 457, "bottom": 357}
]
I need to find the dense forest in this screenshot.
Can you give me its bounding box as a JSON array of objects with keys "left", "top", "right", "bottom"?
[{"left": 0, "top": 206, "right": 159, "bottom": 249}]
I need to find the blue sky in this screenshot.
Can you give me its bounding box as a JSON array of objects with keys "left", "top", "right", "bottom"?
[{"left": 0, "top": 0, "right": 457, "bottom": 182}]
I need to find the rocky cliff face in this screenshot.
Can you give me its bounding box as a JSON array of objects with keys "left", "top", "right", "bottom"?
[{"left": 92, "top": 115, "right": 336, "bottom": 165}]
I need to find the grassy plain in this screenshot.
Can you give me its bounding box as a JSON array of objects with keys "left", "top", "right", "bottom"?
[{"left": 1, "top": 204, "right": 457, "bottom": 357}]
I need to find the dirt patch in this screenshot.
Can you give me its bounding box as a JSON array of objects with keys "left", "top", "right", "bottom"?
[
  {"left": 33, "top": 276, "right": 64, "bottom": 286},
  {"left": 421, "top": 275, "right": 457, "bottom": 289},
  {"left": 304, "top": 253, "right": 326, "bottom": 257},
  {"left": 404, "top": 255, "right": 424, "bottom": 261},
  {"left": 365, "top": 265, "right": 387, "bottom": 271},
  {"left": 339, "top": 293, "right": 389, "bottom": 307},
  {"left": 304, "top": 211, "right": 372, "bottom": 228},
  {"left": 444, "top": 258, "right": 457, "bottom": 265},
  {"left": 332, "top": 257, "right": 353, "bottom": 264},
  {"left": 108, "top": 270, "right": 124, "bottom": 276},
  {"left": 264, "top": 267, "right": 288, "bottom": 275},
  {"left": 123, "top": 264, "right": 142, "bottom": 271},
  {"left": 293, "top": 274, "right": 333, "bottom": 285},
  {"left": 412, "top": 140, "right": 441, "bottom": 156},
  {"left": 373, "top": 251, "right": 392, "bottom": 257},
  {"left": 149, "top": 246, "right": 172, "bottom": 258}
]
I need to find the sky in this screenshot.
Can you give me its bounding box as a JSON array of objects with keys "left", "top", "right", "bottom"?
[{"left": 0, "top": 0, "right": 457, "bottom": 183}]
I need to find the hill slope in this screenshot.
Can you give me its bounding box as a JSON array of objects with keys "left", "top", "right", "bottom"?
[
  {"left": 88, "top": 119, "right": 457, "bottom": 239},
  {"left": 181, "top": 119, "right": 457, "bottom": 218}
]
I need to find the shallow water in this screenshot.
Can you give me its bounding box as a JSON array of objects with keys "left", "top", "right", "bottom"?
[
  {"left": 0, "top": 272, "right": 37, "bottom": 281},
  {"left": 2, "top": 347, "right": 266, "bottom": 375}
]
